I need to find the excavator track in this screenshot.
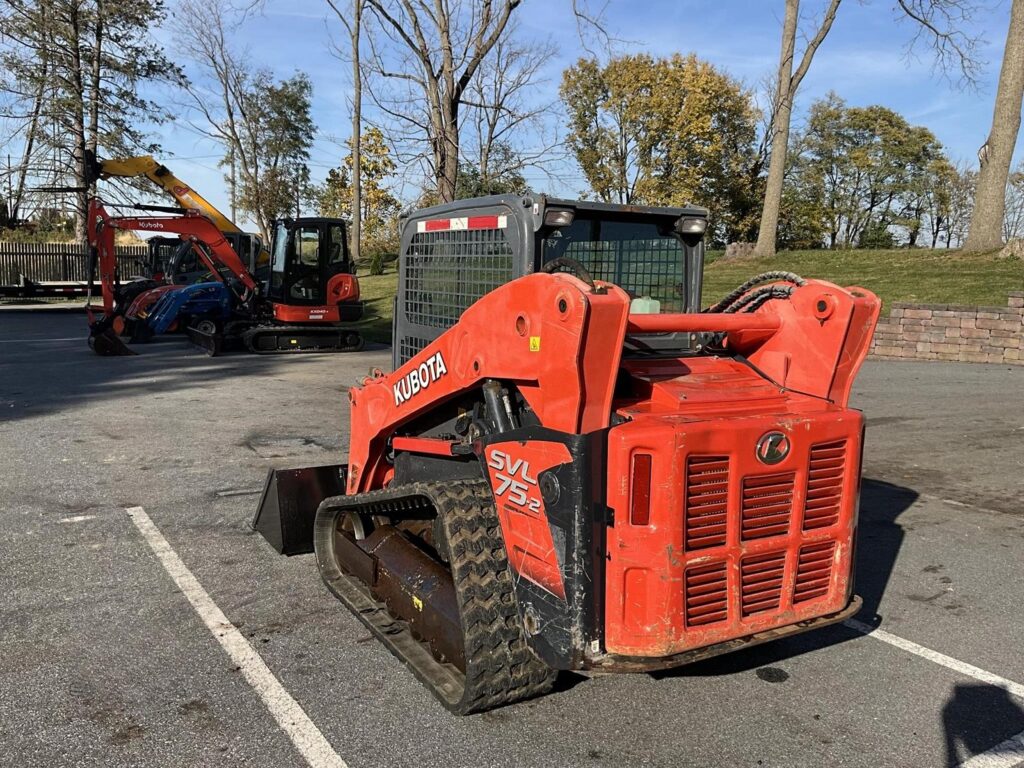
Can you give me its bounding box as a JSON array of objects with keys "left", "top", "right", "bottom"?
[
  {"left": 314, "top": 479, "right": 556, "bottom": 714},
  {"left": 243, "top": 325, "right": 364, "bottom": 354}
]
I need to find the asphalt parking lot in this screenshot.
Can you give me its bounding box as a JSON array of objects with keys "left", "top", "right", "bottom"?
[{"left": 1, "top": 311, "right": 1023, "bottom": 768}]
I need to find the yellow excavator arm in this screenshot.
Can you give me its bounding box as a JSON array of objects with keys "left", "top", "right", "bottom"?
[{"left": 85, "top": 151, "right": 240, "bottom": 234}]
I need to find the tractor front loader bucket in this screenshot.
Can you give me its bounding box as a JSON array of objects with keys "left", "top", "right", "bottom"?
[
  {"left": 187, "top": 325, "right": 223, "bottom": 357},
  {"left": 252, "top": 465, "right": 346, "bottom": 555}
]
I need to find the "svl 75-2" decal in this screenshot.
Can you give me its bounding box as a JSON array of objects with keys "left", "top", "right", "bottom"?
[{"left": 487, "top": 449, "right": 540, "bottom": 512}]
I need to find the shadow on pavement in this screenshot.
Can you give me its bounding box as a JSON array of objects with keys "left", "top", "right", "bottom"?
[
  {"left": 0, "top": 314, "right": 389, "bottom": 424},
  {"left": 943, "top": 684, "right": 1024, "bottom": 766}
]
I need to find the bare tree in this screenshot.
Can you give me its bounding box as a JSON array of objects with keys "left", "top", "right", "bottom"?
[
  {"left": 753, "top": 0, "right": 983, "bottom": 258},
  {"left": 362, "top": 0, "right": 521, "bottom": 202},
  {"left": 751, "top": 0, "right": 841, "bottom": 258},
  {"left": 895, "top": 0, "right": 983, "bottom": 86},
  {"left": 174, "top": 0, "right": 315, "bottom": 240},
  {"left": 963, "top": 0, "right": 1024, "bottom": 252},
  {"left": 461, "top": 28, "right": 562, "bottom": 193},
  {"left": 326, "top": 0, "right": 364, "bottom": 263}
]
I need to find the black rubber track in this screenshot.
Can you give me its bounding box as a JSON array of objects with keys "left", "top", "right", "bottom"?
[
  {"left": 314, "top": 479, "right": 556, "bottom": 714},
  {"left": 242, "top": 325, "right": 364, "bottom": 354}
]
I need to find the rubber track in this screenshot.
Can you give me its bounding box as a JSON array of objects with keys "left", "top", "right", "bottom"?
[
  {"left": 314, "top": 479, "right": 556, "bottom": 714},
  {"left": 243, "top": 325, "right": 363, "bottom": 354}
]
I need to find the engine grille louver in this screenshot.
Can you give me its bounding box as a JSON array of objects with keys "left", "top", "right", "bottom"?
[
  {"left": 684, "top": 561, "right": 729, "bottom": 626},
  {"left": 794, "top": 541, "right": 836, "bottom": 603},
  {"left": 740, "top": 551, "right": 787, "bottom": 617},
  {"left": 676, "top": 440, "right": 848, "bottom": 633},
  {"left": 804, "top": 439, "right": 847, "bottom": 530},
  {"left": 741, "top": 472, "right": 795, "bottom": 540},
  {"left": 685, "top": 456, "right": 729, "bottom": 550}
]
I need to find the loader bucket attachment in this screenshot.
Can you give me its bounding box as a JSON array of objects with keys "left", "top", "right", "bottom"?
[
  {"left": 252, "top": 464, "right": 346, "bottom": 555},
  {"left": 187, "top": 325, "right": 222, "bottom": 357}
]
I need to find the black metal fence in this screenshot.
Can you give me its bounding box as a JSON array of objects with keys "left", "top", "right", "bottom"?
[{"left": 0, "top": 242, "right": 148, "bottom": 284}]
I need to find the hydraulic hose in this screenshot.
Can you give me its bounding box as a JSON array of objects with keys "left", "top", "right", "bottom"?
[{"left": 705, "top": 271, "right": 806, "bottom": 314}]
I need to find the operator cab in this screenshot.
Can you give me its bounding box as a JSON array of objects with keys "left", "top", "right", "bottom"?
[
  {"left": 395, "top": 195, "right": 708, "bottom": 367},
  {"left": 141, "top": 236, "right": 181, "bottom": 280},
  {"left": 266, "top": 218, "right": 352, "bottom": 305},
  {"left": 167, "top": 231, "right": 266, "bottom": 285},
  {"left": 537, "top": 203, "right": 706, "bottom": 313}
]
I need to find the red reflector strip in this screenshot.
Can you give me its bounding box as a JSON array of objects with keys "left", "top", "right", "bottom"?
[
  {"left": 630, "top": 453, "right": 652, "bottom": 526},
  {"left": 417, "top": 215, "right": 508, "bottom": 233},
  {"left": 466, "top": 215, "right": 500, "bottom": 229}
]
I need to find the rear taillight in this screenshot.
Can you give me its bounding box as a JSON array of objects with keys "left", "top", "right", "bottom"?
[{"left": 630, "top": 453, "right": 652, "bottom": 526}]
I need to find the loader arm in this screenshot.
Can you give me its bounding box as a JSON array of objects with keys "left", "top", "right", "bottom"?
[{"left": 344, "top": 271, "right": 880, "bottom": 496}]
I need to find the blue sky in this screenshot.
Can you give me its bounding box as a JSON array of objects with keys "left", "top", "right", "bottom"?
[{"left": 144, "top": 0, "right": 1012, "bottom": 229}]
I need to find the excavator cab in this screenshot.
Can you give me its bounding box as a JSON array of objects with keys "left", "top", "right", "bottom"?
[
  {"left": 266, "top": 218, "right": 351, "bottom": 304},
  {"left": 167, "top": 231, "right": 266, "bottom": 285},
  {"left": 141, "top": 237, "right": 181, "bottom": 280}
]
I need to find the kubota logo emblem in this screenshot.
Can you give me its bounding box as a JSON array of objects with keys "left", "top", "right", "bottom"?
[
  {"left": 392, "top": 351, "right": 447, "bottom": 406},
  {"left": 756, "top": 431, "right": 790, "bottom": 465}
]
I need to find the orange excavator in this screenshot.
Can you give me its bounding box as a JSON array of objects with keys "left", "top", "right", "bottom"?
[{"left": 85, "top": 198, "right": 364, "bottom": 355}]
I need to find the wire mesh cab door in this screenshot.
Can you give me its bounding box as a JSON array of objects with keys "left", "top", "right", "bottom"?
[{"left": 394, "top": 198, "right": 530, "bottom": 368}]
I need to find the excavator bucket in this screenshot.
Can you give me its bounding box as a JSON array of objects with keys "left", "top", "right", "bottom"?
[
  {"left": 252, "top": 465, "right": 346, "bottom": 555},
  {"left": 88, "top": 320, "right": 136, "bottom": 356}
]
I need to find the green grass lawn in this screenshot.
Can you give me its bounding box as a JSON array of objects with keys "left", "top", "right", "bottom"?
[
  {"left": 704, "top": 249, "right": 1023, "bottom": 309},
  {"left": 358, "top": 267, "right": 400, "bottom": 343},
  {"left": 358, "top": 248, "right": 1023, "bottom": 343}
]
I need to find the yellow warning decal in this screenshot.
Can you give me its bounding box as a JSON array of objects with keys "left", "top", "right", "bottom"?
[{"left": 529, "top": 336, "right": 541, "bottom": 352}]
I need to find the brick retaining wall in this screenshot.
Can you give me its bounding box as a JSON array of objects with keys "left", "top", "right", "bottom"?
[{"left": 870, "top": 291, "right": 1023, "bottom": 365}]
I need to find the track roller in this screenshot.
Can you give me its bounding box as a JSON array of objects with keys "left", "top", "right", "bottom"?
[{"left": 314, "top": 479, "right": 556, "bottom": 714}]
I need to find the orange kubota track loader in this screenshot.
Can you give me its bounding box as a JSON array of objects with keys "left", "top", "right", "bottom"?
[{"left": 252, "top": 196, "right": 880, "bottom": 714}]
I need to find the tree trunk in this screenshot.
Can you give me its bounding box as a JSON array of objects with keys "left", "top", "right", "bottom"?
[
  {"left": 753, "top": 0, "right": 840, "bottom": 257},
  {"left": 88, "top": 0, "right": 103, "bottom": 157},
  {"left": 68, "top": 3, "right": 88, "bottom": 245},
  {"left": 752, "top": 0, "right": 799, "bottom": 258},
  {"left": 963, "top": 0, "right": 1024, "bottom": 252},
  {"left": 350, "top": 0, "right": 362, "bottom": 264},
  {"left": 12, "top": 64, "right": 47, "bottom": 222},
  {"left": 439, "top": 102, "right": 460, "bottom": 202}
]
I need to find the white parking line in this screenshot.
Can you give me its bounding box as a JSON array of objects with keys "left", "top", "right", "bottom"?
[
  {"left": 844, "top": 619, "right": 1024, "bottom": 699},
  {"left": 957, "top": 732, "right": 1024, "bottom": 768},
  {"left": 845, "top": 619, "right": 1024, "bottom": 768},
  {"left": 0, "top": 337, "right": 81, "bottom": 343},
  {"left": 126, "top": 506, "right": 348, "bottom": 768}
]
